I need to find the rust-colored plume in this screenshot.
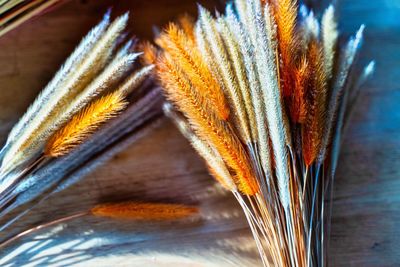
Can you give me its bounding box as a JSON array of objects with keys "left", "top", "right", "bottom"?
[
  {"left": 302, "top": 40, "right": 327, "bottom": 166},
  {"left": 177, "top": 14, "right": 196, "bottom": 42},
  {"left": 91, "top": 201, "right": 198, "bottom": 220},
  {"left": 272, "top": 0, "right": 298, "bottom": 98},
  {"left": 289, "top": 56, "right": 309, "bottom": 123},
  {"left": 45, "top": 91, "right": 128, "bottom": 157},
  {"left": 157, "top": 23, "right": 230, "bottom": 120},
  {"left": 140, "top": 41, "right": 159, "bottom": 65},
  {"left": 157, "top": 55, "right": 258, "bottom": 195}
]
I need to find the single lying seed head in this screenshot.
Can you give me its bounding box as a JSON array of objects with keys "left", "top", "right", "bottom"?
[{"left": 90, "top": 201, "right": 199, "bottom": 220}]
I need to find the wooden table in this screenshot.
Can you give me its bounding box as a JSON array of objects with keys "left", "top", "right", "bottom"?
[{"left": 0, "top": 0, "right": 398, "bottom": 266}]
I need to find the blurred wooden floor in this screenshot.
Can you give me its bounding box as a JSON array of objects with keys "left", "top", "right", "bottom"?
[{"left": 0, "top": 0, "right": 399, "bottom": 266}]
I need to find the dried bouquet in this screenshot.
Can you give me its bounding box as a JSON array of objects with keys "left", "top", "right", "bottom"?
[
  {"left": 0, "top": 11, "right": 163, "bottom": 232},
  {"left": 153, "top": 0, "right": 374, "bottom": 266}
]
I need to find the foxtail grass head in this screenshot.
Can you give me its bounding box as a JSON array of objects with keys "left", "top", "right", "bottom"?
[
  {"left": 91, "top": 201, "right": 198, "bottom": 220},
  {"left": 45, "top": 91, "right": 128, "bottom": 157}
]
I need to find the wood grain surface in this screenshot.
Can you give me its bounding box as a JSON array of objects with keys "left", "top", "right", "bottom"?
[{"left": 0, "top": 0, "right": 398, "bottom": 266}]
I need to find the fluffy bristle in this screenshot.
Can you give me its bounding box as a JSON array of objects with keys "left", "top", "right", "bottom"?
[
  {"left": 158, "top": 23, "right": 230, "bottom": 121},
  {"left": 140, "top": 41, "right": 159, "bottom": 65},
  {"left": 197, "top": 8, "right": 252, "bottom": 143},
  {"left": 45, "top": 91, "right": 128, "bottom": 157},
  {"left": 157, "top": 55, "right": 258, "bottom": 195},
  {"left": 272, "top": 0, "right": 298, "bottom": 98},
  {"left": 302, "top": 40, "right": 327, "bottom": 166},
  {"left": 321, "top": 5, "right": 338, "bottom": 79},
  {"left": 91, "top": 202, "right": 198, "bottom": 220},
  {"left": 290, "top": 56, "right": 309, "bottom": 123}
]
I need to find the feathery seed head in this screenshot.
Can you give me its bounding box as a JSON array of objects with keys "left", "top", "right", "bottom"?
[
  {"left": 45, "top": 91, "right": 128, "bottom": 157},
  {"left": 157, "top": 55, "right": 257, "bottom": 195},
  {"left": 322, "top": 5, "right": 338, "bottom": 79},
  {"left": 140, "top": 41, "right": 159, "bottom": 65},
  {"left": 158, "top": 22, "right": 230, "bottom": 121},
  {"left": 302, "top": 40, "right": 327, "bottom": 166},
  {"left": 91, "top": 202, "right": 198, "bottom": 220}
]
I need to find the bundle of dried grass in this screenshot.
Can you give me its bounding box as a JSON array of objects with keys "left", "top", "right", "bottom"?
[
  {"left": 0, "top": 12, "right": 163, "bottom": 231},
  {"left": 155, "top": 1, "right": 374, "bottom": 266},
  {"left": 0, "top": 0, "right": 65, "bottom": 38}
]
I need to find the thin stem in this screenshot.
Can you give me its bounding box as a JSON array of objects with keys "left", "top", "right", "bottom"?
[
  {"left": 234, "top": 192, "right": 264, "bottom": 231},
  {"left": 0, "top": 211, "right": 88, "bottom": 250},
  {"left": 0, "top": 154, "right": 46, "bottom": 204},
  {"left": 306, "top": 163, "right": 321, "bottom": 267},
  {"left": 233, "top": 191, "right": 269, "bottom": 267},
  {"left": 0, "top": 144, "right": 7, "bottom": 161},
  {"left": 302, "top": 166, "right": 309, "bottom": 202},
  {"left": 318, "top": 165, "right": 327, "bottom": 266}
]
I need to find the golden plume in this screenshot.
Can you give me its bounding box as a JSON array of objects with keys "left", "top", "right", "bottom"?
[
  {"left": 45, "top": 90, "right": 128, "bottom": 157},
  {"left": 272, "top": 0, "right": 298, "bottom": 98},
  {"left": 91, "top": 201, "right": 198, "bottom": 220},
  {"left": 157, "top": 55, "right": 258, "bottom": 195},
  {"left": 177, "top": 14, "right": 196, "bottom": 42},
  {"left": 158, "top": 23, "right": 230, "bottom": 121}
]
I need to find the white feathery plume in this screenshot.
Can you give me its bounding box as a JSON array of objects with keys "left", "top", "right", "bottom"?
[
  {"left": 233, "top": 0, "right": 249, "bottom": 32},
  {"left": 246, "top": 0, "right": 290, "bottom": 209},
  {"left": 318, "top": 25, "right": 365, "bottom": 162},
  {"left": 19, "top": 52, "right": 141, "bottom": 161},
  {"left": 216, "top": 16, "right": 257, "bottom": 143},
  {"left": 299, "top": 4, "right": 309, "bottom": 20},
  {"left": 224, "top": 6, "right": 272, "bottom": 180},
  {"left": 322, "top": 5, "right": 338, "bottom": 79},
  {"left": 197, "top": 7, "right": 252, "bottom": 143},
  {"left": 302, "top": 10, "right": 320, "bottom": 42}
]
